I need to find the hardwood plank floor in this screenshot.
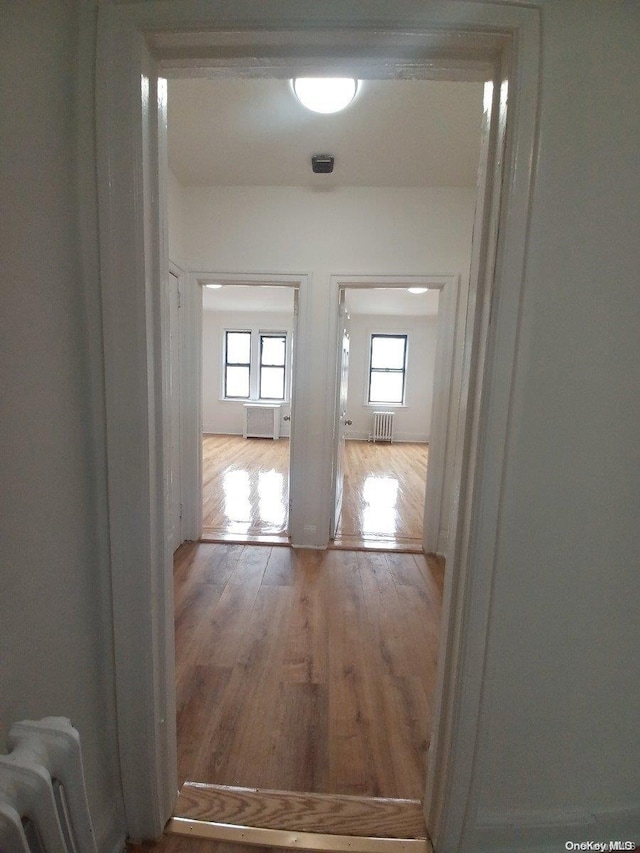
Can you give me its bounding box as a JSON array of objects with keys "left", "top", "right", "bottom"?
[
  {"left": 129, "top": 543, "right": 443, "bottom": 852},
  {"left": 335, "top": 441, "right": 428, "bottom": 548},
  {"left": 173, "top": 784, "right": 427, "bottom": 838},
  {"left": 173, "top": 543, "right": 443, "bottom": 798},
  {"left": 202, "top": 435, "right": 428, "bottom": 549},
  {"left": 202, "top": 434, "right": 290, "bottom": 537}
]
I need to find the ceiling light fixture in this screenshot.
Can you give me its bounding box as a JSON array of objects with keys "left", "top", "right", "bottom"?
[
  {"left": 408, "top": 287, "right": 429, "bottom": 294},
  {"left": 292, "top": 78, "right": 359, "bottom": 114},
  {"left": 206, "top": 283, "right": 223, "bottom": 289}
]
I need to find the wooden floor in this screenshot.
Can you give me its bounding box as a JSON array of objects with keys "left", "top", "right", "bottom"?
[
  {"left": 202, "top": 435, "right": 428, "bottom": 548},
  {"left": 129, "top": 542, "right": 443, "bottom": 852},
  {"left": 168, "top": 783, "right": 429, "bottom": 852},
  {"left": 172, "top": 783, "right": 427, "bottom": 839},
  {"left": 174, "top": 543, "right": 443, "bottom": 794},
  {"left": 202, "top": 434, "right": 290, "bottom": 538},
  {"left": 336, "top": 441, "right": 428, "bottom": 548}
]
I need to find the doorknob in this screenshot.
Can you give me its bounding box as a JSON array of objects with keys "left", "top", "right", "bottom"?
[
  {"left": 283, "top": 415, "right": 291, "bottom": 421},
  {"left": 344, "top": 419, "right": 352, "bottom": 426}
]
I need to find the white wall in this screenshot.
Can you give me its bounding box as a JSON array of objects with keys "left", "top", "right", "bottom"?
[
  {"left": 182, "top": 185, "right": 475, "bottom": 544},
  {"left": 467, "top": 2, "right": 640, "bottom": 847},
  {"left": 167, "top": 167, "right": 186, "bottom": 267},
  {"left": 345, "top": 313, "right": 438, "bottom": 442},
  {"left": 202, "top": 310, "right": 294, "bottom": 435},
  {"left": 0, "top": 4, "right": 125, "bottom": 850},
  {"left": 183, "top": 186, "right": 475, "bottom": 276}
]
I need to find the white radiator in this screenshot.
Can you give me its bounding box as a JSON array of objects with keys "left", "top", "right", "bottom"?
[
  {"left": 0, "top": 717, "right": 97, "bottom": 853},
  {"left": 243, "top": 404, "right": 281, "bottom": 440},
  {"left": 372, "top": 411, "right": 394, "bottom": 442}
]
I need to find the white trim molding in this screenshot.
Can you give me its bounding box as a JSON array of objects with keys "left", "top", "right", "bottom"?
[{"left": 95, "top": 4, "right": 540, "bottom": 847}]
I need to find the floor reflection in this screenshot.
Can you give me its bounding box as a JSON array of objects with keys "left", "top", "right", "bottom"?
[
  {"left": 203, "top": 436, "right": 426, "bottom": 545},
  {"left": 336, "top": 440, "right": 428, "bottom": 544},
  {"left": 221, "top": 467, "right": 287, "bottom": 534},
  {"left": 362, "top": 476, "right": 399, "bottom": 536},
  {"left": 223, "top": 469, "right": 251, "bottom": 527},
  {"left": 258, "top": 471, "right": 286, "bottom": 528},
  {"left": 202, "top": 435, "right": 290, "bottom": 537}
]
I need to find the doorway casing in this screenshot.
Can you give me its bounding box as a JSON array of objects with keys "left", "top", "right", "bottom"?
[{"left": 95, "top": 5, "right": 540, "bottom": 850}]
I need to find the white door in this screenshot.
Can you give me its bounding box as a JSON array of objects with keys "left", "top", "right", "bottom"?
[
  {"left": 331, "top": 292, "right": 350, "bottom": 538},
  {"left": 167, "top": 270, "right": 182, "bottom": 551}
]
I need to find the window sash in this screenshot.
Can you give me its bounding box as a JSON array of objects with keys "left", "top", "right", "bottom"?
[
  {"left": 259, "top": 333, "right": 286, "bottom": 400},
  {"left": 368, "top": 334, "right": 407, "bottom": 404},
  {"left": 224, "top": 330, "right": 251, "bottom": 399}
]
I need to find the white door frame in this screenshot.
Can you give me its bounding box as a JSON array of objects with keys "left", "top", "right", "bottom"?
[
  {"left": 330, "top": 288, "right": 350, "bottom": 539},
  {"left": 328, "top": 274, "right": 459, "bottom": 554},
  {"left": 95, "top": 5, "right": 540, "bottom": 847},
  {"left": 191, "top": 271, "right": 310, "bottom": 543},
  {"left": 167, "top": 260, "right": 194, "bottom": 545}
]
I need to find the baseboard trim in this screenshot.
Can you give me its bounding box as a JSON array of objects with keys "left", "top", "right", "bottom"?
[
  {"left": 203, "top": 427, "right": 291, "bottom": 438},
  {"left": 345, "top": 433, "right": 429, "bottom": 443}
]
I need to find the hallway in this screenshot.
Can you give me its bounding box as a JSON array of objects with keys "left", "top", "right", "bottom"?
[{"left": 173, "top": 543, "right": 444, "bottom": 797}]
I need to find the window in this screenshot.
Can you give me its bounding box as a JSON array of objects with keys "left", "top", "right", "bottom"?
[
  {"left": 224, "top": 330, "right": 251, "bottom": 398},
  {"left": 223, "top": 329, "right": 288, "bottom": 401},
  {"left": 368, "top": 333, "right": 407, "bottom": 404},
  {"left": 259, "top": 333, "right": 286, "bottom": 400}
]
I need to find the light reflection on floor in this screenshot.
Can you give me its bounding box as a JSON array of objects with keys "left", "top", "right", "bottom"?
[
  {"left": 223, "top": 469, "right": 251, "bottom": 528},
  {"left": 362, "top": 476, "right": 399, "bottom": 536},
  {"left": 335, "top": 441, "right": 428, "bottom": 544},
  {"left": 221, "top": 467, "right": 286, "bottom": 534},
  {"left": 258, "top": 471, "right": 286, "bottom": 528},
  {"left": 202, "top": 436, "right": 426, "bottom": 544}
]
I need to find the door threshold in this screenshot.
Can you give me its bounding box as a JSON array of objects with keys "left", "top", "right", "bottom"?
[
  {"left": 330, "top": 536, "right": 423, "bottom": 554},
  {"left": 200, "top": 530, "right": 291, "bottom": 546},
  {"left": 167, "top": 782, "right": 432, "bottom": 853}
]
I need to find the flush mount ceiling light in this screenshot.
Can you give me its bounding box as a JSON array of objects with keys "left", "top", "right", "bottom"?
[
  {"left": 408, "top": 287, "right": 429, "bottom": 294},
  {"left": 292, "top": 78, "right": 359, "bottom": 113},
  {"left": 205, "top": 283, "right": 223, "bottom": 289}
]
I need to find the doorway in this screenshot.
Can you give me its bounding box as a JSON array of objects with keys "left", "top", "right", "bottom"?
[
  {"left": 331, "top": 284, "right": 441, "bottom": 551},
  {"left": 96, "top": 9, "right": 539, "bottom": 845},
  {"left": 199, "top": 282, "right": 297, "bottom": 543},
  {"left": 330, "top": 277, "right": 459, "bottom": 555}
]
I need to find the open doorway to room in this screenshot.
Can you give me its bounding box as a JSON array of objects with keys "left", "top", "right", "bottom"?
[
  {"left": 163, "top": 72, "right": 482, "bottom": 818},
  {"left": 331, "top": 285, "right": 442, "bottom": 552},
  {"left": 199, "top": 282, "right": 297, "bottom": 543}
]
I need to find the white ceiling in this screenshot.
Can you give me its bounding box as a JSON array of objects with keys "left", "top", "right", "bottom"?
[
  {"left": 167, "top": 78, "right": 484, "bottom": 188},
  {"left": 202, "top": 285, "right": 439, "bottom": 317}
]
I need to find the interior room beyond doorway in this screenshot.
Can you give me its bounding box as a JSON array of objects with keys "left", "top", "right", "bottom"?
[
  {"left": 332, "top": 286, "right": 440, "bottom": 551},
  {"left": 201, "top": 434, "right": 289, "bottom": 542},
  {"left": 201, "top": 283, "right": 296, "bottom": 544},
  {"left": 334, "top": 440, "right": 428, "bottom": 551}
]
